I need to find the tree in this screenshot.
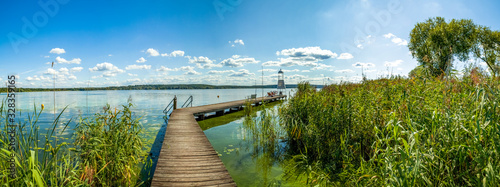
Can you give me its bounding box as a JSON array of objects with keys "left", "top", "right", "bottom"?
[
  {"left": 473, "top": 27, "right": 500, "bottom": 77},
  {"left": 409, "top": 17, "right": 477, "bottom": 77}
]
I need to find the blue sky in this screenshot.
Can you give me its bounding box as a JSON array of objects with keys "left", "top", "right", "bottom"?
[{"left": 1, "top": 0, "right": 499, "bottom": 88}]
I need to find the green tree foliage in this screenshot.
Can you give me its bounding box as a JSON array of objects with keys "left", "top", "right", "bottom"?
[
  {"left": 409, "top": 17, "right": 477, "bottom": 77},
  {"left": 473, "top": 27, "right": 500, "bottom": 77}
]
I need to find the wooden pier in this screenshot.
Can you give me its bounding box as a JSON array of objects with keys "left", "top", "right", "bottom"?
[{"left": 151, "top": 95, "right": 286, "bottom": 186}]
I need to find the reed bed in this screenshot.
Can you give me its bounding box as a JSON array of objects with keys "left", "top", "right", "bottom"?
[
  {"left": 279, "top": 74, "right": 500, "bottom": 186},
  {"left": 0, "top": 102, "right": 148, "bottom": 186}
]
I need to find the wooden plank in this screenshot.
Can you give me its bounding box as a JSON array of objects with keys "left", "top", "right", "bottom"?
[{"left": 151, "top": 95, "right": 286, "bottom": 186}]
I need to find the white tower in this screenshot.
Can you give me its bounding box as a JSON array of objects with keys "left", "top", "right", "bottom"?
[{"left": 277, "top": 69, "right": 285, "bottom": 95}]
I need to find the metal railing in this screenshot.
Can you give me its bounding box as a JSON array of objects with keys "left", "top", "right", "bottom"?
[
  {"left": 163, "top": 95, "right": 193, "bottom": 116},
  {"left": 163, "top": 96, "right": 176, "bottom": 115},
  {"left": 181, "top": 95, "right": 193, "bottom": 108}
]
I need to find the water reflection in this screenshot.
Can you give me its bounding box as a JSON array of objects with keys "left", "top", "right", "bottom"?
[{"left": 205, "top": 103, "right": 301, "bottom": 186}]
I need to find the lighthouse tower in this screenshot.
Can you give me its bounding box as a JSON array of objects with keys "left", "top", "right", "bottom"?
[{"left": 277, "top": 69, "right": 285, "bottom": 95}]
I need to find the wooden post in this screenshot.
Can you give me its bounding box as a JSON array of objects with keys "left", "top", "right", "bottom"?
[{"left": 173, "top": 95, "right": 177, "bottom": 110}]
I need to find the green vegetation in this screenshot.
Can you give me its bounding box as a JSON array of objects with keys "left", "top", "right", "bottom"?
[
  {"left": 279, "top": 75, "right": 500, "bottom": 186},
  {"left": 0, "top": 101, "right": 148, "bottom": 186},
  {"left": 409, "top": 17, "right": 500, "bottom": 77},
  {"left": 74, "top": 103, "right": 147, "bottom": 186}
]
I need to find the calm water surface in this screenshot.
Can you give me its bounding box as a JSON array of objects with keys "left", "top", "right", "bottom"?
[{"left": 1, "top": 88, "right": 298, "bottom": 186}]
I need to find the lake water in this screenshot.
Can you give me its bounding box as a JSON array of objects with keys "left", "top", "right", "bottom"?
[{"left": 1, "top": 88, "right": 297, "bottom": 186}]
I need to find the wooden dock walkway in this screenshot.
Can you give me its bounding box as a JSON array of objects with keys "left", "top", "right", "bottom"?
[{"left": 151, "top": 95, "right": 286, "bottom": 186}]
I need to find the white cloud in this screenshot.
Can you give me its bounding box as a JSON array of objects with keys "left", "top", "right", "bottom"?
[
  {"left": 311, "top": 63, "right": 334, "bottom": 71},
  {"left": 170, "top": 50, "right": 185, "bottom": 57},
  {"left": 128, "top": 73, "right": 138, "bottom": 76},
  {"left": 55, "top": 56, "right": 81, "bottom": 64},
  {"left": 384, "top": 60, "right": 403, "bottom": 67},
  {"left": 161, "top": 50, "right": 185, "bottom": 57},
  {"left": 234, "top": 39, "right": 244, "bottom": 45},
  {"left": 383, "top": 33, "right": 408, "bottom": 46},
  {"left": 59, "top": 67, "right": 69, "bottom": 75},
  {"left": 277, "top": 46, "right": 338, "bottom": 61},
  {"left": 220, "top": 55, "right": 260, "bottom": 68},
  {"left": 44, "top": 68, "right": 58, "bottom": 75},
  {"left": 68, "top": 75, "right": 77, "bottom": 80},
  {"left": 335, "top": 69, "right": 354, "bottom": 73},
  {"left": 156, "top": 66, "right": 195, "bottom": 72},
  {"left": 50, "top": 48, "right": 66, "bottom": 54},
  {"left": 136, "top": 57, "right": 147, "bottom": 63},
  {"left": 229, "top": 39, "right": 244, "bottom": 47},
  {"left": 125, "top": 64, "right": 151, "bottom": 70},
  {"left": 352, "top": 62, "right": 376, "bottom": 68},
  {"left": 44, "top": 55, "right": 50, "bottom": 58},
  {"left": 228, "top": 69, "right": 254, "bottom": 77},
  {"left": 301, "top": 70, "right": 311, "bottom": 72},
  {"left": 156, "top": 66, "right": 177, "bottom": 72},
  {"left": 146, "top": 48, "right": 160, "bottom": 56},
  {"left": 184, "top": 70, "right": 201, "bottom": 75},
  {"left": 108, "top": 54, "right": 113, "bottom": 56},
  {"left": 89, "top": 62, "right": 124, "bottom": 77},
  {"left": 189, "top": 56, "right": 214, "bottom": 64},
  {"left": 70, "top": 67, "right": 83, "bottom": 72},
  {"left": 188, "top": 56, "right": 222, "bottom": 69},
  {"left": 337, "top": 53, "right": 354, "bottom": 60},
  {"left": 357, "top": 44, "right": 364, "bottom": 49},
  {"left": 208, "top": 70, "right": 235, "bottom": 74}
]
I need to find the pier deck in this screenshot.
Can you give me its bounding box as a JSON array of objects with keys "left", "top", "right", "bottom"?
[{"left": 151, "top": 95, "right": 286, "bottom": 186}]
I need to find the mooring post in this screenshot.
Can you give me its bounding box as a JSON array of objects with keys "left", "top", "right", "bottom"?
[{"left": 173, "top": 95, "right": 177, "bottom": 110}]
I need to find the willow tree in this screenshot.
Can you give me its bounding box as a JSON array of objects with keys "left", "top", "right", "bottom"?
[
  {"left": 409, "top": 17, "right": 477, "bottom": 77},
  {"left": 474, "top": 27, "right": 500, "bottom": 77}
]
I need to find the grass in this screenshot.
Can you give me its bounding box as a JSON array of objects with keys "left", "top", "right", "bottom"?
[
  {"left": 0, "top": 101, "right": 148, "bottom": 186},
  {"left": 279, "top": 73, "right": 500, "bottom": 186}
]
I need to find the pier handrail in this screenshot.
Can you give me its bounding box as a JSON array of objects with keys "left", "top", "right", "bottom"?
[
  {"left": 163, "top": 96, "right": 176, "bottom": 115},
  {"left": 181, "top": 95, "right": 193, "bottom": 108}
]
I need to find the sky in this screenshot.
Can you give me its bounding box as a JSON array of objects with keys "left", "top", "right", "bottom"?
[{"left": 1, "top": 0, "right": 500, "bottom": 88}]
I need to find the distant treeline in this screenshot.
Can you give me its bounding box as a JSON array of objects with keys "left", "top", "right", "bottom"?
[{"left": 0, "top": 84, "right": 315, "bottom": 93}]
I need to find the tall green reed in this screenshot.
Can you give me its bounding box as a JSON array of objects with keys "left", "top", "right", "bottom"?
[{"left": 279, "top": 75, "right": 500, "bottom": 186}]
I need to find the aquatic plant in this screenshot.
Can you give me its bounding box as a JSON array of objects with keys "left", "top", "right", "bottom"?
[
  {"left": 279, "top": 75, "right": 500, "bottom": 186},
  {"left": 74, "top": 103, "right": 147, "bottom": 186}
]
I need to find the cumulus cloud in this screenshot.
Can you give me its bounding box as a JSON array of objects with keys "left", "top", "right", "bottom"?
[
  {"left": 229, "top": 39, "right": 244, "bottom": 47},
  {"left": 156, "top": 66, "right": 195, "bottom": 72},
  {"left": 128, "top": 73, "right": 138, "bottom": 76},
  {"left": 170, "top": 50, "right": 185, "bottom": 57},
  {"left": 136, "top": 57, "right": 146, "bottom": 63},
  {"left": 161, "top": 50, "right": 185, "bottom": 57},
  {"left": 189, "top": 56, "right": 214, "bottom": 64},
  {"left": 352, "top": 62, "right": 376, "bottom": 68},
  {"left": 70, "top": 67, "right": 83, "bottom": 72},
  {"left": 337, "top": 53, "right": 354, "bottom": 60},
  {"left": 55, "top": 56, "right": 81, "bottom": 64},
  {"left": 383, "top": 33, "right": 408, "bottom": 46},
  {"left": 311, "top": 63, "right": 334, "bottom": 71},
  {"left": 220, "top": 55, "right": 260, "bottom": 68},
  {"left": 384, "top": 60, "right": 403, "bottom": 67},
  {"left": 208, "top": 70, "right": 235, "bottom": 74},
  {"left": 277, "top": 46, "right": 337, "bottom": 61},
  {"left": 49, "top": 48, "right": 65, "bottom": 54},
  {"left": 335, "top": 69, "right": 354, "bottom": 73},
  {"left": 145, "top": 48, "right": 160, "bottom": 56},
  {"left": 89, "top": 62, "right": 125, "bottom": 77},
  {"left": 228, "top": 69, "right": 255, "bottom": 77},
  {"left": 187, "top": 56, "right": 222, "bottom": 69},
  {"left": 184, "top": 70, "right": 201, "bottom": 75},
  {"left": 126, "top": 64, "right": 151, "bottom": 70}
]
